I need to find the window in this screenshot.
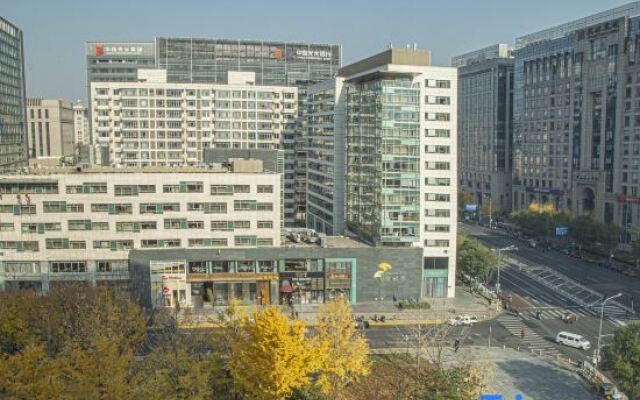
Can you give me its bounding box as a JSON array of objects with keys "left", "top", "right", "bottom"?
[
  {"left": 424, "top": 225, "right": 450, "bottom": 232},
  {"left": 163, "top": 185, "right": 180, "bottom": 193},
  {"left": 425, "top": 177, "right": 450, "bottom": 186},
  {"left": 188, "top": 238, "right": 228, "bottom": 247},
  {"left": 187, "top": 202, "right": 204, "bottom": 211},
  {"left": 210, "top": 185, "right": 233, "bottom": 195},
  {"left": 114, "top": 185, "right": 141, "bottom": 196},
  {"left": 234, "top": 236, "right": 257, "bottom": 247},
  {"left": 187, "top": 220, "right": 204, "bottom": 229},
  {"left": 425, "top": 193, "right": 450, "bottom": 202},
  {"left": 141, "top": 239, "right": 180, "bottom": 248},
  {"left": 92, "top": 222, "right": 109, "bottom": 230},
  {"left": 257, "top": 202, "right": 273, "bottom": 211},
  {"left": 91, "top": 203, "right": 109, "bottom": 212},
  {"left": 164, "top": 218, "right": 187, "bottom": 229},
  {"left": 424, "top": 257, "right": 449, "bottom": 269},
  {"left": 70, "top": 241, "right": 86, "bottom": 249},
  {"left": 211, "top": 221, "right": 233, "bottom": 231},
  {"left": 116, "top": 222, "right": 140, "bottom": 232},
  {"left": 257, "top": 185, "right": 273, "bottom": 193},
  {"left": 424, "top": 239, "right": 450, "bottom": 247},
  {"left": 45, "top": 239, "right": 69, "bottom": 249},
  {"left": 67, "top": 203, "right": 84, "bottom": 213},
  {"left": 69, "top": 220, "right": 91, "bottom": 231},
  {"left": 97, "top": 261, "right": 112, "bottom": 272},
  {"left": 233, "top": 221, "right": 250, "bottom": 229},
  {"left": 233, "top": 185, "right": 250, "bottom": 193},
  {"left": 50, "top": 262, "right": 86, "bottom": 273},
  {"left": 0, "top": 223, "right": 14, "bottom": 231},
  {"left": 257, "top": 221, "right": 273, "bottom": 229},
  {"left": 140, "top": 221, "right": 157, "bottom": 230},
  {"left": 234, "top": 200, "right": 257, "bottom": 211},
  {"left": 257, "top": 238, "right": 273, "bottom": 247},
  {"left": 424, "top": 209, "right": 450, "bottom": 218},
  {"left": 43, "top": 201, "right": 66, "bottom": 213}
]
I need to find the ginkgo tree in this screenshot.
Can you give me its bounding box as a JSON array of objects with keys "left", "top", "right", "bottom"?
[
  {"left": 315, "top": 297, "right": 370, "bottom": 399},
  {"left": 228, "top": 307, "right": 326, "bottom": 400}
]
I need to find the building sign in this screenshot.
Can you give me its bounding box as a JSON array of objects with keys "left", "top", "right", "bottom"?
[
  {"left": 525, "top": 187, "right": 564, "bottom": 196},
  {"left": 464, "top": 204, "right": 478, "bottom": 212},
  {"left": 555, "top": 226, "right": 569, "bottom": 236},
  {"left": 617, "top": 194, "right": 640, "bottom": 204},
  {"left": 95, "top": 44, "right": 145, "bottom": 56},
  {"left": 161, "top": 274, "right": 185, "bottom": 281},
  {"left": 271, "top": 47, "right": 334, "bottom": 61}
]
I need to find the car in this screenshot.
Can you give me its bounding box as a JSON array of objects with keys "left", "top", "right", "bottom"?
[
  {"left": 556, "top": 331, "right": 591, "bottom": 350},
  {"left": 528, "top": 239, "right": 537, "bottom": 248},
  {"left": 448, "top": 315, "right": 477, "bottom": 326}
]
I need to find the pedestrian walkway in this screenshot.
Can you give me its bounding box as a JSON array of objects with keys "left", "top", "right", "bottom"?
[{"left": 496, "top": 314, "right": 561, "bottom": 357}]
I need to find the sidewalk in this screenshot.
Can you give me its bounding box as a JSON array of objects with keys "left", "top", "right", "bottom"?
[{"left": 179, "top": 286, "right": 498, "bottom": 328}]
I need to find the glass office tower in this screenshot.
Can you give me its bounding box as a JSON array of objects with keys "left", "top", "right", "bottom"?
[
  {"left": 0, "top": 16, "right": 26, "bottom": 172},
  {"left": 346, "top": 78, "right": 421, "bottom": 247}
]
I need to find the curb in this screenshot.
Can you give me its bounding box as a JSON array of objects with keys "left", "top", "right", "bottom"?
[{"left": 179, "top": 319, "right": 446, "bottom": 330}]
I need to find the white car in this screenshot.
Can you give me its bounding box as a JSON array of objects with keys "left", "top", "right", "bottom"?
[
  {"left": 556, "top": 331, "right": 591, "bottom": 350},
  {"left": 448, "top": 315, "right": 477, "bottom": 326}
]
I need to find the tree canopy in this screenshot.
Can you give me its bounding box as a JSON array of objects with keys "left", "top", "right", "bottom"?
[
  {"left": 457, "top": 235, "right": 497, "bottom": 281},
  {"left": 605, "top": 322, "right": 640, "bottom": 399}
]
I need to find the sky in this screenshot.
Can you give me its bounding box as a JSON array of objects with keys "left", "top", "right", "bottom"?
[{"left": 3, "top": 0, "right": 635, "bottom": 103}]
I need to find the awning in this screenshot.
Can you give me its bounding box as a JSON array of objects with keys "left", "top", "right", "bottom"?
[{"left": 280, "top": 283, "right": 294, "bottom": 293}]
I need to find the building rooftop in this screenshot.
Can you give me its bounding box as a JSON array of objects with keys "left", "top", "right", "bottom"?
[
  {"left": 515, "top": 1, "right": 640, "bottom": 49},
  {"left": 283, "top": 233, "right": 373, "bottom": 249},
  {"left": 338, "top": 48, "right": 431, "bottom": 77},
  {"left": 9, "top": 159, "right": 272, "bottom": 176},
  {"left": 451, "top": 44, "right": 513, "bottom": 67}
]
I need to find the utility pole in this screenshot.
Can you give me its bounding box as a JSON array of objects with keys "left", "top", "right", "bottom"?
[{"left": 596, "top": 293, "right": 622, "bottom": 367}]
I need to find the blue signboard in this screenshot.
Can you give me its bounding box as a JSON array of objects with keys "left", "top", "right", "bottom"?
[
  {"left": 464, "top": 204, "right": 478, "bottom": 212},
  {"left": 555, "top": 226, "right": 569, "bottom": 236}
]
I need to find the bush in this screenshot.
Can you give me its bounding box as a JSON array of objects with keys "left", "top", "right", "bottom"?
[{"left": 397, "top": 301, "right": 431, "bottom": 310}]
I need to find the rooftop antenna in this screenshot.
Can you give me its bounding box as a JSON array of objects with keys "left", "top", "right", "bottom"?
[{"left": 386, "top": 41, "right": 392, "bottom": 50}]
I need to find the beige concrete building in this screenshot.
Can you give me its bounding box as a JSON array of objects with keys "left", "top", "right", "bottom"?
[
  {"left": 73, "top": 102, "right": 89, "bottom": 146},
  {"left": 26, "top": 99, "right": 75, "bottom": 159},
  {"left": 0, "top": 160, "right": 281, "bottom": 292}
]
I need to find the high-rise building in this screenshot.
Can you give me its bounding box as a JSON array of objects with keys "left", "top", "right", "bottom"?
[
  {"left": 26, "top": 99, "right": 75, "bottom": 160},
  {"left": 453, "top": 44, "right": 514, "bottom": 214},
  {"left": 0, "top": 16, "right": 26, "bottom": 172},
  {"left": 86, "top": 38, "right": 341, "bottom": 227},
  {"left": 307, "top": 49, "right": 458, "bottom": 297},
  {"left": 90, "top": 69, "right": 300, "bottom": 224},
  {"left": 512, "top": 2, "right": 640, "bottom": 242},
  {"left": 73, "top": 102, "right": 89, "bottom": 146}
]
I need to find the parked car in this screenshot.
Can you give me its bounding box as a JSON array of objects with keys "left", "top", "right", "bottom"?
[
  {"left": 528, "top": 239, "right": 537, "bottom": 248},
  {"left": 556, "top": 331, "right": 591, "bottom": 350},
  {"left": 448, "top": 315, "right": 477, "bottom": 326}
]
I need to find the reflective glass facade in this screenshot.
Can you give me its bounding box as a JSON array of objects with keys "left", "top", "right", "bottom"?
[
  {"left": 0, "top": 17, "right": 26, "bottom": 172},
  {"left": 346, "top": 78, "right": 421, "bottom": 247}
]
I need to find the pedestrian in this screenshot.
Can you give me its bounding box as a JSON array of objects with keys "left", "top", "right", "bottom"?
[
  {"left": 454, "top": 339, "right": 461, "bottom": 353},
  {"left": 520, "top": 328, "right": 526, "bottom": 339}
]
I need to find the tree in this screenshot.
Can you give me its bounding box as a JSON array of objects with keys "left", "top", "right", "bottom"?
[
  {"left": 457, "top": 236, "right": 497, "bottom": 281},
  {"left": 229, "top": 307, "right": 324, "bottom": 399},
  {"left": 458, "top": 190, "right": 475, "bottom": 211},
  {"left": 569, "top": 216, "right": 621, "bottom": 251},
  {"left": 315, "top": 298, "right": 369, "bottom": 399},
  {"left": 0, "top": 344, "right": 65, "bottom": 400},
  {"left": 605, "top": 322, "right": 640, "bottom": 399},
  {"left": 632, "top": 240, "right": 640, "bottom": 268}
]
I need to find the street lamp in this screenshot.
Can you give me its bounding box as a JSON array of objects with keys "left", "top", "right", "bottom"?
[
  {"left": 596, "top": 292, "right": 622, "bottom": 367},
  {"left": 492, "top": 245, "right": 518, "bottom": 297}
]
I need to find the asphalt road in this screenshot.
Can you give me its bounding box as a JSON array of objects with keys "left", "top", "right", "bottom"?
[{"left": 460, "top": 222, "right": 640, "bottom": 363}]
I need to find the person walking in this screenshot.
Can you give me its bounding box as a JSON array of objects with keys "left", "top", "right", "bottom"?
[{"left": 520, "top": 328, "right": 527, "bottom": 340}]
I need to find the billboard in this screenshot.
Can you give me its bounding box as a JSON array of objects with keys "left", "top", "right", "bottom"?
[
  {"left": 555, "top": 226, "right": 569, "bottom": 236},
  {"left": 464, "top": 204, "right": 478, "bottom": 212}
]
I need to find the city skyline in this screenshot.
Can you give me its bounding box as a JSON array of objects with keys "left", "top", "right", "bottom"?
[{"left": 4, "top": 0, "right": 632, "bottom": 103}]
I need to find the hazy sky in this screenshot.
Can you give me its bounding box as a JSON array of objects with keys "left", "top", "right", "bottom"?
[{"left": 3, "top": 0, "right": 634, "bottom": 103}]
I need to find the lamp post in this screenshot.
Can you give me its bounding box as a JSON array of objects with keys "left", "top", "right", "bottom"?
[
  {"left": 493, "top": 245, "right": 518, "bottom": 297},
  {"left": 596, "top": 292, "right": 622, "bottom": 367}
]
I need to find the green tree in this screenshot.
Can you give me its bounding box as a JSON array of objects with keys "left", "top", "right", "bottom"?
[
  {"left": 457, "top": 236, "right": 497, "bottom": 281},
  {"left": 605, "top": 322, "right": 640, "bottom": 399}
]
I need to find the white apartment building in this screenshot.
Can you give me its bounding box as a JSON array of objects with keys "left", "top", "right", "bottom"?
[
  {"left": 90, "top": 69, "right": 297, "bottom": 165},
  {"left": 306, "top": 49, "right": 458, "bottom": 297},
  {"left": 0, "top": 160, "right": 280, "bottom": 292},
  {"left": 73, "top": 102, "right": 89, "bottom": 146}
]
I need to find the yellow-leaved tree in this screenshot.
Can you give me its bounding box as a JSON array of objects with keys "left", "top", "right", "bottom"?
[
  {"left": 528, "top": 201, "right": 556, "bottom": 214},
  {"left": 229, "top": 307, "right": 324, "bottom": 399},
  {"left": 0, "top": 344, "right": 65, "bottom": 400},
  {"left": 315, "top": 297, "right": 370, "bottom": 399}
]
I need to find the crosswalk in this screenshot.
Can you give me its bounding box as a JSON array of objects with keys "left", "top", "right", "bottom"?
[
  {"left": 516, "top": 297, "right": 629, "bottom": 327},
  {"left": 496, "top": 314, "right": 562, "bottom": 357}
]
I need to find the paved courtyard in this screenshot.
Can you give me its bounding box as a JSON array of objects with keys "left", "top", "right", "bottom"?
[{"left": 447, "top": 347, "right": 598, "bottom": 400}]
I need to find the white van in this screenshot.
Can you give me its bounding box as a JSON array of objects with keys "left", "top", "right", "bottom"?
[{"left": 555, "top": 332, "right": 591, "bottom": 350}]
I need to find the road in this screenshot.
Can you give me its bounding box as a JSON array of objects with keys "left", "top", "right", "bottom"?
[{"left": 460, "top": 222, "right": 640, "bottom": 362}]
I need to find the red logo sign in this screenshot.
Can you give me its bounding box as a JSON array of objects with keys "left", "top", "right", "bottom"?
[
  {"left": 272, "top": 47, "right": 282, "bottom": 59},
  {"left": 162, "top": 287, "right": 170, "bottom": 295},
  {"left": 95, "top": 44, "right": 104, "bottom": 56}
]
